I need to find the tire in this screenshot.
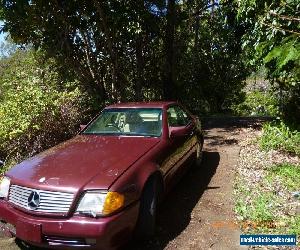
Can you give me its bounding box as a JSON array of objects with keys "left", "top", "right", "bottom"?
[
  {"left": 15, "top": 239, "right": 37, "bottom": 250},
  {"left": 195, "top": 138, "right": 203, "bottom": 167},
  {"left": 134, "top": 177, "right": 158, "bottom": 240}
]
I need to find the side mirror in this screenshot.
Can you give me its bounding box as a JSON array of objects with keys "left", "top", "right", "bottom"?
[
  {"left": 191, "top": 115, "right": 199, "bottom": 120},
  {"left": 80, "top": 125, "right": 87, "bottom": 131},
  {"left": 169, "top": 127, "right": 188, "bottom": 138}
]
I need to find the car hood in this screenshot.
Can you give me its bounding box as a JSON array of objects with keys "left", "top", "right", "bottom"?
[{"left": 7, "top": 135, "right": 160, "bottom": 192}]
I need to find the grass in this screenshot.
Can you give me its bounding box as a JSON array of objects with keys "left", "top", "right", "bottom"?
[
  {"left": 235, "top": 120, "right": 300, "bottom": 242},
  {"left": 285, "top": 216, "right": 300, "bottom": 235},
  {"left": 235, "top": 186, "right": 277, "bottom": 225},
  {"left": 248, "top": 193, "right": 276, "bottom": 222},
  {"left": 235, "top": 164, "right": 300, "bottom": 238},
  {"left": 266, "top": 163, "right": 300, "bottom": 191}
]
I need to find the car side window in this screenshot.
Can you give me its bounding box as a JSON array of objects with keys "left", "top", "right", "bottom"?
[{"left": 167, "top": 106, "right": 190, "bottom": 127}]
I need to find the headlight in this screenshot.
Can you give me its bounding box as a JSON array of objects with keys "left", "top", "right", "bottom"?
[
  {"left": 76, "top": 191, "right": 124, "bottom": 217},
  {"left": 0, "top": 176, "right": 11, "bottom": 199}
]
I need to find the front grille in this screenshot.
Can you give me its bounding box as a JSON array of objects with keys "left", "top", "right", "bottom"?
[{"left": 8, "top": 185, "right": 74, "bottom": 214}]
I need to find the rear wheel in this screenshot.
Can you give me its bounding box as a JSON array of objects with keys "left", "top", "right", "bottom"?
[{"left": 134, "top": 177, "right": 158, "bottom": 240}]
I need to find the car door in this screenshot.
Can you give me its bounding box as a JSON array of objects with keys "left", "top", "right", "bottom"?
[{"left": 161, "top": 105, "right": 197, "bottom": 189}]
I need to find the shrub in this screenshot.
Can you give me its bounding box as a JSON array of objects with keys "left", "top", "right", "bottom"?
[
  {"left": 232, "top": 90, "right": 279, "bottom": 116},
  {"left": 0, "top": 50, "right": 90, "bottom": 169},
  {"left": 259, "top": 121, "right": 300, "bottom": 156}
]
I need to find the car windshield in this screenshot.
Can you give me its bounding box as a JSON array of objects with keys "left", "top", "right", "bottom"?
[{"left": 82, "top": 108, "right": 163, "bottom": 137}]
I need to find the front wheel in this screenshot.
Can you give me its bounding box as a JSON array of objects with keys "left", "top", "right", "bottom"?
[{"left": 134, "top": 178, "right": 158, "bottom": 240}]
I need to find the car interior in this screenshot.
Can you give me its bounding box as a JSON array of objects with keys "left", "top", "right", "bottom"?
[{"left": 121, "top": 111, "right": 162, "bottom": 136}]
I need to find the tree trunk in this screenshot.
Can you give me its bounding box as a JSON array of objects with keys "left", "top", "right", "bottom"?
[
  {"left": 211, "top": 0, "right": 215, "bottom": 18},
  {"left": 135, "top": 35, "right": 144, "bottom": 101},
  {"left": 194, "top": 15, "right": 200, "bottom": 49},
  {"left": 163, "top": 0, "right": 176, "bottom": 100},
  {"left": 93, "top": 0, "right": 123, "bottom": 102}
]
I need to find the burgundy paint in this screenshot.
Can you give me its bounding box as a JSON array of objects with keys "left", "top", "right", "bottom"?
[{"left": 0, "top": 102, "right": 203, "bottom": 249}]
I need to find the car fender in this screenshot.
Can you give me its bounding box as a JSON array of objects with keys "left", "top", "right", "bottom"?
[{"left": 109, "top": 161, "right": 164, "bottom": 207}]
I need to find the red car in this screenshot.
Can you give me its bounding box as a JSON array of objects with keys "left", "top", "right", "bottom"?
[{"left": 0, "top": 101, "right": 204, "bottom": 249}]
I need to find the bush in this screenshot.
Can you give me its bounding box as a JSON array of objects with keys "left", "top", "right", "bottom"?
[
  {"left": 0, "top": 50, "right": 90, "bottom": 168},
  {"left": 232, "top": 90, "right": 279, "bottom": 116},
  {"left": 259, "top": 121, "right": 300, "bottom": 156}
]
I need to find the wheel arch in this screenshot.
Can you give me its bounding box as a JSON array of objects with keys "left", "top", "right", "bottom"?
[
  {"left": 142, "top": 170, "right": 164, "bottom": 203},
  {"left": 109, "top": 162, "right": 165, "bottom": 204}
]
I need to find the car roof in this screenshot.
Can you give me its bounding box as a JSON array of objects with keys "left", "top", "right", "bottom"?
[{"left": 105, "top": 101, "right": 177, "bottom": 109}]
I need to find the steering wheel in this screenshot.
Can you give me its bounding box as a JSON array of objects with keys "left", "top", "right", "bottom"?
[{"left": 105, "top": 123, "right": 122, "bottom": 132}]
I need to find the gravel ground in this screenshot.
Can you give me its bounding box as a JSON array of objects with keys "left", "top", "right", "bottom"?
[{"left": 235, "top": 126, "right": 300, "bottom": 250}]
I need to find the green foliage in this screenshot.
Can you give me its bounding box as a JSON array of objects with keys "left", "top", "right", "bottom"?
[
  {"left": 235, "top": 189, "right": 276, "bottom": 222},
  {"left": 260, "top": 35, "right": 300, "bottom": 88},
  {"left": 267, "top": 163, "right": 300, "bottom": 191},
  {"left": 0, "top": 49, "right": 89, "bottom": 167},
  {"left": 235, "top": 168, "right": 299, "bottom": 236},
  {"left": 264, "top": 36, "right": 300, "bottom": 75},
  {"left": 236, "top": 0, "right": 300, "bottom": 125},
  {"left": 232, "top": 90, "right": 279, "bottom": 116},
  {"left": 248, "top": 193, "right": 276, "bottom": 222},
  {"left": 0, "top": 0, "right": 248, "bottom": 113},
  {"left": 176, "top": 1, "right": 249, "bottom": 113},
  {"left": 236, "top": 0, "right": 300, "bottom": 79},
  {"left": 259, "top": 122, "right": 300, "bottom": 156},
  {"left": 286, "top": 216, "right": 300, "bottom": 236}
]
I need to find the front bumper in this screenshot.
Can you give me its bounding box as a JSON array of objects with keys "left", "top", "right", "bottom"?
[{"left": 0, "top": 200, "right": 139, "bottom": 250}]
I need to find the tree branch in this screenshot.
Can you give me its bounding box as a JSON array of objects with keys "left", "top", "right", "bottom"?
[
  {"left": 80, "top": 30, "right": 98, "bottom": 83},
  {"left": 261, "top": 21, "right": 300, "bottom": 36},
  {"left": 92, "top": 0, "right": 122, "bottom": 101},
  {"left": 269, "top": 11, "right": 300, "bottom": 22},
  {"left": 191, "top": 3, "right": 220, "bottom": 17}
]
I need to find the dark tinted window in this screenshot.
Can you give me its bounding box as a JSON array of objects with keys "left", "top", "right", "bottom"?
[{"left": 167, "top": 106, "right": 190, "bottom": 127}]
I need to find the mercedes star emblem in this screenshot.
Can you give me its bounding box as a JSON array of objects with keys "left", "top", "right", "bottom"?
[{"left": 27, "top": 191, "right": 40, "bottom": 210}]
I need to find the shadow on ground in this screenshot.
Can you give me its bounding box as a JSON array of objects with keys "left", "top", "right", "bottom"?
[
  {"left": 127, "top": 151, "right": 220, "bottom": 250},
  {"left": 202, "top": 116, "right": 273, "bottom": 130},
  {"left": 202, "top": 116, "right": 272, "bottom": 148},
  {"left": 204, "top": 134, "right": 239, "bottom": 147}
]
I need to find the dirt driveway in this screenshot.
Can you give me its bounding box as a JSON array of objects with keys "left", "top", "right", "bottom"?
[
  {"left": 0, "top": 117, "right": 263, "bottom": 250},
  {"left": 129, "top": 117, "right": 257, "bottom": 250}
]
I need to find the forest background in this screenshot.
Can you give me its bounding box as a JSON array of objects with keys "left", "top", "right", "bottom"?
[{"left": 0, "top": 0, "right": 299, "bottom": 166}]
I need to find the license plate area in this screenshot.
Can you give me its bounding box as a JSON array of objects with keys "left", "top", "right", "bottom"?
[{"left": 16, "top": 219, "right": 42, "bottom": 243}]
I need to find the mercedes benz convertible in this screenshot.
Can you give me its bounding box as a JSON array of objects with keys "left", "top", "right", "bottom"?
[{"left": 0, "top": 101, "right": 204, "bottom": 249}]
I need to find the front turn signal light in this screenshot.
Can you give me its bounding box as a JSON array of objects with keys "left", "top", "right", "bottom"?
[{"left": 102, "top": 192, "right": 125, "bottom": 216}]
